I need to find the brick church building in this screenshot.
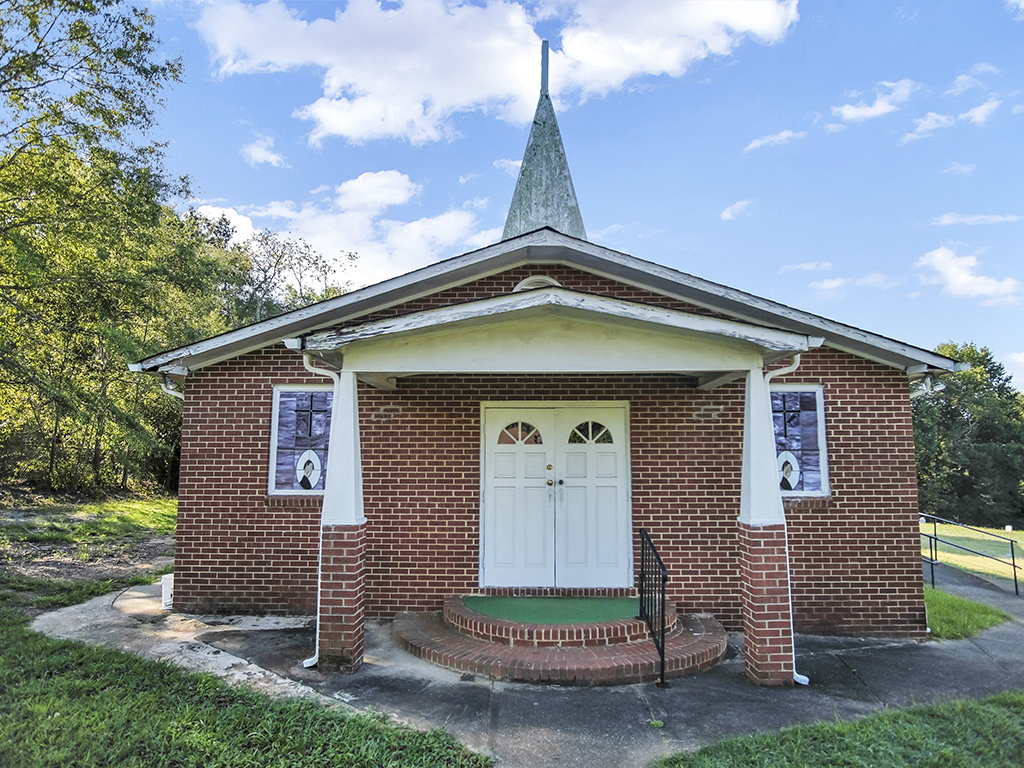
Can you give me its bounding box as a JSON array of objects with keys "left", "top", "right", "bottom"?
[{"left": 135, "top": 46, "right": 956, "bottom": 687}]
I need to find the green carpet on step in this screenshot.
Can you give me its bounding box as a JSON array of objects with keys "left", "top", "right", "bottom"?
[{"left": 462, "top": 596, "right": 640, "bottom": 624}]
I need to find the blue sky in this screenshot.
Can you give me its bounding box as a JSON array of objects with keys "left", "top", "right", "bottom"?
[{"left": 151, "top": 1, "right": 1024, "bottom": 384}]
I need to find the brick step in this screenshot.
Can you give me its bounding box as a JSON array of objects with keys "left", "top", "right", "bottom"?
[
  {"left": 443, "top": 595, "right": 676, "bottom": 648},
  {"left": 393, "top": 609, "right": 728, "bottom": 686}
]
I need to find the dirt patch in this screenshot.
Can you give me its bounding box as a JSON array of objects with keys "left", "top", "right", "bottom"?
[{"left": 3, "top": 535, "right": 174, "bottom": 584}]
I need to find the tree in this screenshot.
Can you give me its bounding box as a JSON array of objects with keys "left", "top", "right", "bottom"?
[
  {"left": 220, "top": 228, "right": 355, "bottom": 327},
  {"left": 912, "top": 342, "right": 1024, "bottom": 526},
  {"left": 0, "top": 1, "right": 193, "bottom": 490}
]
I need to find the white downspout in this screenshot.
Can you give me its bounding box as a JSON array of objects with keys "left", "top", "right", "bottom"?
[
  {"left": 763, "top": 354, "right": 810, "bottom": 686},
  {"left": 299, "top": 349, "right": 340, "bottom": 669}
]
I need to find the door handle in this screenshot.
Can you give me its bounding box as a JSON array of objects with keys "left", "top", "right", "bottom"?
[
  {"left": 557, "top": 479, "right": 563, "bottom": 485},
  {"left": 547, "top": 479, "right": 553, "bottom": 486}
]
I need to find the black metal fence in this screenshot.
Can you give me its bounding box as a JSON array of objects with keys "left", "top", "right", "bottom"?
[
  {"left": 921, "top": 513, "right": 1020, "bottom": 596},
  {"left": 637, "top": 528, "right": 669, "bottom": 687}
]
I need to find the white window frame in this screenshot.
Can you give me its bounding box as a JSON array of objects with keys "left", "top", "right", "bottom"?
[
  {"left": 769, "top": 383, "right": 830, "bottom": 497},
  {"left": 268, "top": 384, "right": 334, "bottom": 496}
]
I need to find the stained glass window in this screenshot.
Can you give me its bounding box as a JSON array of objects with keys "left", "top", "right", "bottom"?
[
  {"left": 770, "top": 387, "right": 827, "bottom": 495},
  {"left": 270, "top": 388, "right": 333, "bottom": 493}
]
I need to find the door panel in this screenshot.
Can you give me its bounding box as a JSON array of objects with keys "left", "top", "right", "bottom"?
[
  {"left": 483, "top": 409, "right": 555, "bottom": 587},
  {"left": 482, "top": 405, "right": 630, "bottom": 589},
  {"left": 554, "top": 408, "right": 630, "bottom": 588}
]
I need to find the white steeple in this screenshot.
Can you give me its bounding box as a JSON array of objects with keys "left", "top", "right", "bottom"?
[{"left": 501, "top": 41, "right": 587, "bottom": 242}]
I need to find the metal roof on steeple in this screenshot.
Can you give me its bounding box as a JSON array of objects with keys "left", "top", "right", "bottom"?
[{"left": 501, "top": 41, "right": 587, "bottom": 242}]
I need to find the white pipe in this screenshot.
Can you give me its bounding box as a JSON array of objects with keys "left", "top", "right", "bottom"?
[
  {"left": 300, "top": 353, "right": 340, "bottom": 669},
  {"left": 160, "top": 374, "right": 185, "bottom": 401},
  {"left": 762, "top": 353, "right": 810, "bottom": 686}
]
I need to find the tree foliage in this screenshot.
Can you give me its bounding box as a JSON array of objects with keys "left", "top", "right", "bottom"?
[
  {"left": 912, "top": 342, "right": 1024, "bottom": 526},
  {"left": 0, "top": 2, "right": 355, "bottom": 492}
]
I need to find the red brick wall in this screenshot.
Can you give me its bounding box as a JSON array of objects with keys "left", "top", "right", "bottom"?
[
  {"left": 175, "top": 346, "right": 325, "bottom": 614},
  {"left": 174, "top": 267, "right": 925, "bottom": 639},
  {"left": 773, "top": 352, "right": 926, "bottom": 638}
]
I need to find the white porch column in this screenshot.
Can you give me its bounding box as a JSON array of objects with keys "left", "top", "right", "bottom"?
[
  {"left": 322, "top": 369, "right": 365, "bottom": 526},
  {"left": 739, "top": 368, "right": 785, "bottom": 527},
  {"left": 738, "top": 367, "right": 796, "bottom": 686}
]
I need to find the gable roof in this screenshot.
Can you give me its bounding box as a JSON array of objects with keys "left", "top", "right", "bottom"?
[{"left": 135, "top": 227, "right": 956, "bottom": 378}]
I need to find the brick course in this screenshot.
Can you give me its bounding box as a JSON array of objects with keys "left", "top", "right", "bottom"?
[{"left": 173, "top": 266, "right": 926, "bottom": 643}]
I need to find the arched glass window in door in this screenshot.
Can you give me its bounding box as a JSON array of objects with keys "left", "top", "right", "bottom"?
[
  {"left": 567, "top": 421, "right": 613, "bottom": 444},
  {"left": 497, "top": 421, "right": 544, "bottom": 445}
]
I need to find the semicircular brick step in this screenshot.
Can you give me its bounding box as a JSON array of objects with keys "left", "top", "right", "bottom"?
[{"left": 393, "top": 596, "right": 727, "bottom": 686}]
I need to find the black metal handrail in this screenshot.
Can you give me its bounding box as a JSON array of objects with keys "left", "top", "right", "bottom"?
[
  {"left": 637, "top": 528, "right": 669, "bottom": 687},
  {"left": 920, "top": 513, "right": 1020, "bottom": 595}
]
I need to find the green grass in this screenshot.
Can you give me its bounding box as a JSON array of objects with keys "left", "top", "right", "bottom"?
[
  {"left": 0, "top": 497, "right": 489, "bottom": 767},
  {"left": 0, "top": 498, "right": 177, "bottom": 548},
  {"left": 921, "top": 522, "right": 1024, "bottom": 584},
  {"left": 651, "top": 691, "right": 1024, "bottom": 768},
  {"left": 0, "top": 609, "right": 488, "bottom": 768},
  {"left": 923, "top": 586, "right": 1010, "bottom": 640}
]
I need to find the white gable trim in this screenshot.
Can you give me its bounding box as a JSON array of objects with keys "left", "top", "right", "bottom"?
[
  {"left": 135, "top": 229, "right": 957, "bottom": 376},
  {"left": 304, "top": 288, "right": 815, "bottom": 355}
]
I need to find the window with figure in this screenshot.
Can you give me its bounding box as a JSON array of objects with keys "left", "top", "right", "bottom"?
[
  {"left": 770, "top": 385, "right": 828, "bottom": 496},
  {"left": 269, "top": 387, "right": 333, "bottom": 494}
]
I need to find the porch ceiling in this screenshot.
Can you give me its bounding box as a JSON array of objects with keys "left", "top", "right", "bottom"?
[{"left": 302, "top": 288, "right": 819, "bottom": 379}]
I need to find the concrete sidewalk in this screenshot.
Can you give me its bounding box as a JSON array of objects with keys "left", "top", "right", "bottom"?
[{"left": 30, "top": 564, "right": 1024, "bottom": 768}]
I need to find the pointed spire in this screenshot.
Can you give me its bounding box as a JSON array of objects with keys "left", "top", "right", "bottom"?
[{"left": 502, "top": 41, "right": 587, "bottom": 242}]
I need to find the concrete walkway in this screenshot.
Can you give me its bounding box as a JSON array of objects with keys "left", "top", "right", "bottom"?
[{"left": 30, "top": 564, "right": 1024, "bottom": 768}]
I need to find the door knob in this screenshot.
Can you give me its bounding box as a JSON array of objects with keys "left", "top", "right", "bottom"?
[
  {"left": 558, "top": 479, "right": 564, "bottom": 485},
  {"left": 547, "top": 479, "right": 553, "bottom": 486}
]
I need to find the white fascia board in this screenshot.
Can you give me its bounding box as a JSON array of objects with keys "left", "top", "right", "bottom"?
[
  {"left": 304, "top": 287, "right": 814, "bottom": 354},
  {"left": 134, "top": 227, "right": 956, "bottom": 375}
]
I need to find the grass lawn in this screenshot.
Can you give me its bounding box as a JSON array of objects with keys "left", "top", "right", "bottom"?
[
  {"left": 0, "top": 497, "right": 489, "bottom": 768},
  {"left": 651, "top": 691, "right": 1024, "bottom": 768},
  {"left": 921, "top": 522, "right": 1024, "bottom": 585},
  {"left": 924, "top": 586, "right": 1010, "bottom": 640}
]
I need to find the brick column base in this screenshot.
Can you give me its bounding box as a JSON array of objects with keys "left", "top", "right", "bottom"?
[
  {"left": 738, "top": 522, "right": 795, "bottom": 687},
  {"left": 318, "top": 522, "right": 366, "bottom": 673}
]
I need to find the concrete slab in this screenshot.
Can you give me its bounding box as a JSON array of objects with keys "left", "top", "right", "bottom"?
[{"left": 29, "top": 567, "right": 1024, "bottom": 768}]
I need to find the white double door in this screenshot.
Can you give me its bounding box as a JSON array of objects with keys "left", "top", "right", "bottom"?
[{"left": 482, "top": 405, "right": 630, "bottom": 588}]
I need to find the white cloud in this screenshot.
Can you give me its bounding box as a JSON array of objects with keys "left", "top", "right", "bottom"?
[
  {"left": 916, "top": 246, "right": 1021, "bottom": 305},
  {"left": 458, "top": 172, "right": 482, "bottom": 185},
  {"left": 240, "top": 135, "right": 290, "bottom": 168},
  {"left": 243, "top": 169, "right": 486, "bottom": 285},
  {"left": 856, "top": 272, "right": 904, "bottom": 289},
  {"left": 832, "top": 79, "right": 917, "bottom": 122},
  {"left": 1014, "top": 104, "right": 1024, "bottom": 114},
  {"left": 720, "top": 199, "right": 753, "bottom": 220},
  {"left": 1008, "top": 0, "right": 1024, "bottom": 21},
  {"left": 932, "top": 213, "right": 1022, "bottom": 226},
  {"left": 959, "top": 98, "right": 1001, "bottom": 126},
  {"left": 946, "top": 74, "right": 983, "bottom": 96},
  {"left": 971, "top": 62, "right": 1001, "bottom": 75},
  {"left": 194, "top": 0, "right": 800, "bottom": 145},
  {"left": 493, "top": 158, "right": 522, "bottom": 177},
  {"left": 194, "top": 205, "right": 257, "bottom": 244},
  {"left": 900, "top": 111, "right": 954, "bottom": 143},
  {"left": 809, "top": 277, "right": 848, "bottom": 298},
  {"left": 743, "top": 129, "right": 806, "bottom": 152},
  {"left": 943, "top": 162, "right": 976, "bottom": 174},
  {"left": 823, "top": 123, "right": 845, "bottom": 134},
  {"left": 780, "top": 261, "right": 831, "bottom": 273}
]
